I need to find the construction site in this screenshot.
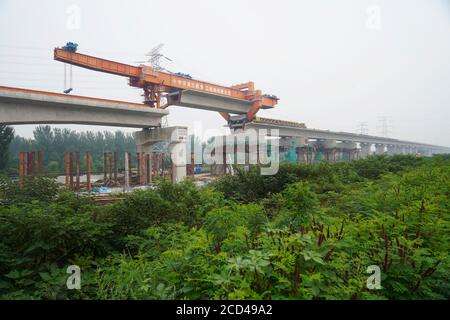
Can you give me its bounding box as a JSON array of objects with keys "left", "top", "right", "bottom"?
[
  {"left": 1, "top": 0, "right": 450, "bottom": 306},
  {"left": 2, "top": 41, "right": 450, "bottom": 202}
]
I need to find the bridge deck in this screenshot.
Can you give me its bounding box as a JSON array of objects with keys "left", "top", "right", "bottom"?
[
  {"left": 0, "top": 86, "right": 168, "bottom": 128},
  {"left": 246, "top": 117, "right": 450, "bottom": 152}
]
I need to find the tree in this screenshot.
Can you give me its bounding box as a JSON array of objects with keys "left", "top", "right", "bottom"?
[
  {"left": 0, "top": 125, "right": 14, "bottom": 170},
  {"left": 33, "top": 125, "right": 54, "bottom": 164},
  {"left": 5, "top": 126, "right": 137, "bottom": 174}
]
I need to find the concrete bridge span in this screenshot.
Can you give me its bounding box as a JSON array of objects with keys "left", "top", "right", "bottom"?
[
  {"left": 2, "top": 85, "right": 449, "bottom": 182},
  {"left": 0, "top": 86, "right": 168, "bottom": 128},
  {"left": 245, "top": 119, "right": 450, "bottom": 156}
]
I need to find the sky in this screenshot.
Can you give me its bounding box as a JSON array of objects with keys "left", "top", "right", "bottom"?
[{"left": 0, "top": 0, "right": 449, "bottom": 146}]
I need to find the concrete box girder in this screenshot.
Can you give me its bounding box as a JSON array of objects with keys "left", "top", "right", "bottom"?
[
  {"left": 168, "top": 90, "right": 253, "bottom": 114},
  {"left": 317, "top": 139, "right": 337, "bottom": 149},
  {"left": 134, "top": 126, "right": 188, "bottom": 145},
  {"left": 245, "top": 122, "right": 450, "bottom": 154},
  {"left": 338, "top": 141, "right": 357, "bottom": 149},
  {"left": 0, "top": 86, "right": 168, "bottom": 128}
]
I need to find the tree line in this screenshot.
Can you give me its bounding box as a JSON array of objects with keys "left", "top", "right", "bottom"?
[{"left": 1, "top": 125, "right": 136, "bottom": 176}]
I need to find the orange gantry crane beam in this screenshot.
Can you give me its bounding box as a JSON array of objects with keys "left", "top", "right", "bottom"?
[{"left": 54, "top": 47, "right": 278, "bottom": 123}]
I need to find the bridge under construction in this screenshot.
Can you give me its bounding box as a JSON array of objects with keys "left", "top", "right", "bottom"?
[{"left": 1, "top": 43, "right": 449, "bottom": 184}]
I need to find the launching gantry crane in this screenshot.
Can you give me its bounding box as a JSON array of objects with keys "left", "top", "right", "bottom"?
[{"left": 54, "top": 44, "right": 279, "bottom": 129}]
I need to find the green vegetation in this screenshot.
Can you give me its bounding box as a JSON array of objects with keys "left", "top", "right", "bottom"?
[
  {"left": 5, "top": 125, "right": 136, "bottom": 176},
  {"left": 0, "top": 125, "right": 14, "bottom": 171},
  {"left": 0, "top": 155, "right": 449, "bottom": 300}
]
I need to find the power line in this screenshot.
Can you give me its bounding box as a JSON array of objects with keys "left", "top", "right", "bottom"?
[
  {"left": 0, "top": 44, "right": 217, "bottom": 85},
  {"left": 0, "top": 46, "right": 226, "bottom": 89},
  {"left": 0, "top": 60, "right": 62, "bottom": 67},
  {"left": 0, "top": 70, "right": 123, "bottom": 79},
  {"left": 0, "top": 76, "right": 130, "bottom": 85},
  {"left": 0, "top": 53, "right": 52, "bottom": 60},
  {"left": 0, "top": 44, "right": 48, "bottom": 50},
  {"left": 0, "top": 44, "right": 148, "bottom": 56},
  {"left": 0, "top": 82, "right": 137, "bottom": 91},
  {"left": 355, "top": 121, "right": 369, "bottom": 135},
  {"left": 376, "top": 116, "right": 394, "bottom": 137}
]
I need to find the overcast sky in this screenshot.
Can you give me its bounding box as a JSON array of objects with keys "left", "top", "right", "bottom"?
[{"left": 1, "top": 0, "right": 449, "bottom": 146}]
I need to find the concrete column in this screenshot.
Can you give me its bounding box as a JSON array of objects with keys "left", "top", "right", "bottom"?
[
  {"left": 337, "top": 141, "right": 357, "bottom": 161},
  {"left": 293, "top": 137, "right": 309, "bottom": 163},
  {"left": 317, "top": 139, "right": 337, "bottom": 162},
  {"left": 309, "top": 147, "right": 316, "bottom": 164},
  {"left": 170, "top": 142, "right": 187, "bottom": 183},
  {"left": 69, "top": 152, "right": 74, "bottom": 188},
  {"left": 137, "top": 143, "right": 155, "bottom": 182},
  {"left": 359, "top": 143, "right": 372, "bottom": 158},
  {"left": 28, "top": 151, "right": 35, "bottom": 176},
  {"left": 417, "top": 148, "right": 432, "bottom": 157},
  {"left": 135, "top": 126, "right": 188, "bottom": 183},
  {"left": 297, "top": 147, "right": 309, "bottom": 163},
  {"left": 386, "top": 145, "right": 396, "bottom": 156},
  {"left": 75, "top": 152, "right": 80, "bottom": 191},
  {"left": 279, "top": 137, "right": 291, "bottom": 153},
  {"left": 307, "top": 143, "right": 317, "bottom": 164},
  {"left": 37, "top": 151, "right": 43, "bottom": 176},
  {"left": 394, "top": 145, "right": 403, "bottom": 155},
  {"left": 140, "top": 152, "right": 146, "bottom": 185},
  {"left": 212, "top": 136, "right": 229, "bottom": 175},
  {"left": 124, "top": 152, "right": 130, "bottom": 190},
  {"left": 113, "top": 152, "right": 118, "bottom": 182},
  {"left": 86, "top": 152, "right": 91, "bottom": 192},
  {"left": 248, "top": 135, "right": 259, "bottom": 167},
  {"left": 277, "top": 137, "right": 296, "bottom": 162},
  {"left": 375, "top": 144, "right": 385, "bottom": 155},
  {"left": 404, "top": 146, "right": 414, "bottom": 155},
  {"left": 19, "top": 152, "right": 27, "bottom": 187}
]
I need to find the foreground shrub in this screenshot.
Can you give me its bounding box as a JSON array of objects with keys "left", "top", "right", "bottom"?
[
  {"left": 0, "top": 176, "right": 59, "bottom": 205},
  {"left": 1, "top": 155, "right": 448, "bottom": 300}
]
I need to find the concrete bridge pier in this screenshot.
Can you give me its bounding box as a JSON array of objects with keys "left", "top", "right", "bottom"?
[
  {"left": 386, "top": 145, "right": 396, "bottom": 156},
  {"left": 134, "top": 126, "right": 188, "bottom": 183},
  {"left": 418, "top": 148, "right": 433, "bottom": 156},
  {"left": 338, "top": 141, "right": 358, "bottom": 161},
  {"left": 416, "top": 148, "right": 425, "bottom": 156},
  {"left": 394, "top": 145, "right": 403, "bottom": 155},
  {"left": 279, "top": 137, "right": 293, "bottom": 160},
  {"left": 296, "top": 147, "right": 308, "bottom": 163},
  {"left": 375, "top": 143, "right": 386, "bottom": 155},
  {"left": 169, "top": 142, "right": 188, "bottom": 183},
  {"left": 317, "top": 139, "right": 337, "bottom": 162},
  {"left": 401, "top": 145, "right": 409, "bottom": 155},
  {"left": 297, "top": 146, "right": 312, "bottom": 163},
  {"left": 306, "top": 143, "right": 318, "bottom": 164},
  {"left": 292, "top": 137, "right": 309, "bottom": 163},
  {"left": 406, "top": 146, "right": 417, "bottom": 155},
  {"left": 359, "top": 143, "right": 372, "bottom": 158}
]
